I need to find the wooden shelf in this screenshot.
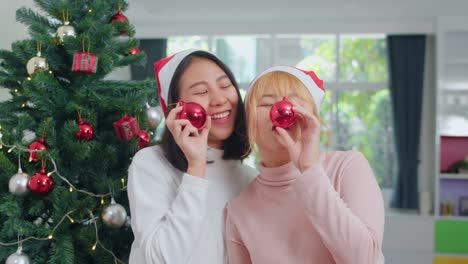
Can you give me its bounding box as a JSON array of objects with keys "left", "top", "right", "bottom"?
[
  {"left": 440, "top": 174, "right": 468, "bottom": 180},
  {"left": 434, "top": 255, "right": 468, "bottom": 264}
]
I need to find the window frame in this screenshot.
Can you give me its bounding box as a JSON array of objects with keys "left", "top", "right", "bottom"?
[{"left": 167, "top": 34, "right": 394, "bottom": 188}]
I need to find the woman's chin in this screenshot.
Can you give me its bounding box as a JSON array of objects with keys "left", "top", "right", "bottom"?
[{"left": 208, "top": 129, "right": 235, "bottom": 145}]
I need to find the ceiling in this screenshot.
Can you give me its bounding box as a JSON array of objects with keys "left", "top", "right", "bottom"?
[
  {"left": 3, "top": 0, "right": 468, "bottom": 40},
  {"left": 126, "top": 0, "right": 468, "bottom": 23}
]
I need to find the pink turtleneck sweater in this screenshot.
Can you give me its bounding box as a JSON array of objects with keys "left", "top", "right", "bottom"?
[{"left": 225, "top": 150, "right": 385, "bottom": 264}]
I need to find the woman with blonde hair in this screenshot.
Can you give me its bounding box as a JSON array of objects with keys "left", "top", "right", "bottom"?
[{"left": 225, "top": 66, "right": 385, "bottom": 264}]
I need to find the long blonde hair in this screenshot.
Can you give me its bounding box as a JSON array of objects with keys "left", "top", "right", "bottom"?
[{"left": 245, "top": 71, "right": 320, "bottom": 152}]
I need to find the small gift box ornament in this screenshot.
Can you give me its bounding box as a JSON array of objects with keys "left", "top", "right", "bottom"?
[
  {"left": 72, "top": 37, "right": 98, "bottom": 74},
  {"left": 113, "top": 116, "right": 140, "bottom": 140}
]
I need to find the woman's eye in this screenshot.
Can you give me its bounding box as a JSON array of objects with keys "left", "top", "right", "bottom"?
[
  {"left": 220, "top": 84, "right": 232, "bottom": 89},
  {"left": 258, "top": 103, "right": 273, "bottom": 107},
  {"left": 193, "top": 90, "right": 208, "bottom": 95}
]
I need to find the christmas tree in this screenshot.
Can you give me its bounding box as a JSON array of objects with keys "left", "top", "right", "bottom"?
[{"left": 0, "top": 0, "right": 161, "bottom": 263}]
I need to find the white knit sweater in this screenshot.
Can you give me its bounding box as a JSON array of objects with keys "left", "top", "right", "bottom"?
[{"left": 127, "top": 145, "right": 257, "bottom": 264}]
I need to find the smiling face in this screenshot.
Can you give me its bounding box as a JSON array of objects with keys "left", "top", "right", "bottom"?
[
  {"left": 178, "top": 57, "right": 239, "bottom": 149},
  {"left": 246, "top": 71, "right": 318, "bottom": 158}
]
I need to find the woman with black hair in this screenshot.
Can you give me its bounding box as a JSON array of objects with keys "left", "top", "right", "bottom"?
[{"left": 127, "top": 49, "right": 257, "bottom": 264}]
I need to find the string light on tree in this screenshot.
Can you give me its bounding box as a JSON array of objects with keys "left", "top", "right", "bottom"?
[
  {"left": 1, "top": 134, "right": 127, "bottom": 199},
  {"left": 88, "top": 210, "right": 125, "bottom": 263},
  {"left": 8, "top": 146, "right": 16, "bottom": 153},
  {"left": 0, "top": 210, "right": 75, "bottom": 248},
  {"left": 67, "top": 215, "right": 75, "bottom": 224}
]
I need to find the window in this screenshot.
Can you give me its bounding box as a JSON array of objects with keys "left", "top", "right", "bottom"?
[{"left": 167, "top": 34, "right": 395, "bottom": 187}]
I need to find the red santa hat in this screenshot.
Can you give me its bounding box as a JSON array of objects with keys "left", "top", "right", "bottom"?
[
  {"left": 154, "top": 49, "right": 205, "bottom": 114},
  {"left": 247, "top": 66, "right": 325, "bottom": 108}
]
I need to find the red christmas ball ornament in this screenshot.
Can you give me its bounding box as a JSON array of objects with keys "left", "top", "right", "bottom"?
[
  {"left": 129, "top": 47, "right": 140, "bottom": 56},
  {"left": 270, "top": 97, "right": 296, "bottom": 129},
  {"left": 137, "top": 130, "right": 150, "bottom": 149},
  {"left": 76, "top": 118, "right": 94, "bottom": 141},
  {"left": 28, "top": 137, "right": 47, "bottom": 162},
  {"left": 27, "top": 167, "right": 54, "bottom": 195},
  {"left": 177, "top": 101, "right": 207, "bottom": 130},
  {"left": 109, "top": 10, "right": 129, "bottom": 34}
]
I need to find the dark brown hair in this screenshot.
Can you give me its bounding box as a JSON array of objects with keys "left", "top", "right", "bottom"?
[{"left": 160, "top": 51, "right": 250, "bottom": 171}]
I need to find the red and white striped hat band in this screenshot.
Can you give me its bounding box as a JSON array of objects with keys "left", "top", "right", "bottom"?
[
  {"left": 246, "top": 66, "right": 326, "bottom": 109},
  {"left": 154, "top": 49, "right": 211, "bottom": 114}
]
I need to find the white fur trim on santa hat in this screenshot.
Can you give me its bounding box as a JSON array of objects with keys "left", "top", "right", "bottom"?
[
  {"left": 246, "top": 66, "right": 325, "bottom": 108},
  {"left": 154, "top": 49, "right": 200, "bottom": 113}
]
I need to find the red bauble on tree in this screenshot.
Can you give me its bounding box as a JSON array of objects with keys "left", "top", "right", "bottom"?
[
  {"left": 137, "top": 130, "right": 150, "bottom": 149},
  {"left": 27, "top": 167, "right": 54, "bottom": 195},
  {"left": 270, "top": 97, "right": 296, "bottom": 129},
  {"left": 76, "top": 118, "right": 94, "bottom": 141},
  {"left": 28, "top": 137, "right": 47, "bottom": 162},
  {"left": 129, "top": 47, "right": 140, "bottom": 56},
  {"left": 177, "top": 101, "right": 207, "bottom": 130},
  {"left": 109, "top": 10, "right": 129, "bottom": 35}
]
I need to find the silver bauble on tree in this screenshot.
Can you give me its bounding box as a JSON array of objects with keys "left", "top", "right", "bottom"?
[
  {"left": 145, "top": 103, "right": 163, "bottom": 128},
  {"left": 26, "top": 51, "right": 48, "bottom": 75},
  {"left": 9, "top": 166, "right": 30, "bottom": 196},
  {"left": 102, "top": 198, "right": 127, "bottom": 228},
  {"left": 6, "top": 246, "right": 31, "bottom": 264},
  {"left": 56, "top": 21, "right": 76, "bottom": 42}
]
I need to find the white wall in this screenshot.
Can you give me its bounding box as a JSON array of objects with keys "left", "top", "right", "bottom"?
[
  {"left": 3, "top": 0, "right": 468, "bottom": 44},
  {"left": 0, "top": 0, "right": 32, "bottom": 50},
  {"left": 0, "top": 88, "right": 11, "bottom": 102},
  {"left": 0, "top": 0, "right": 33, "bottom": 102},
  {"left": 383, "top": 215, "right": 434, "bottom": 264},
  {"left": 127, "top": 0, "right": 467, "bottom": 37}
]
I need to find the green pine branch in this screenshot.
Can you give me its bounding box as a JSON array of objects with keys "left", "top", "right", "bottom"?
[
  {"left": 16, "top": 7, "right": 56, "bottom": 37},
  {"left": 0, "top": 0, "right": 155, "bottom": 262}
]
